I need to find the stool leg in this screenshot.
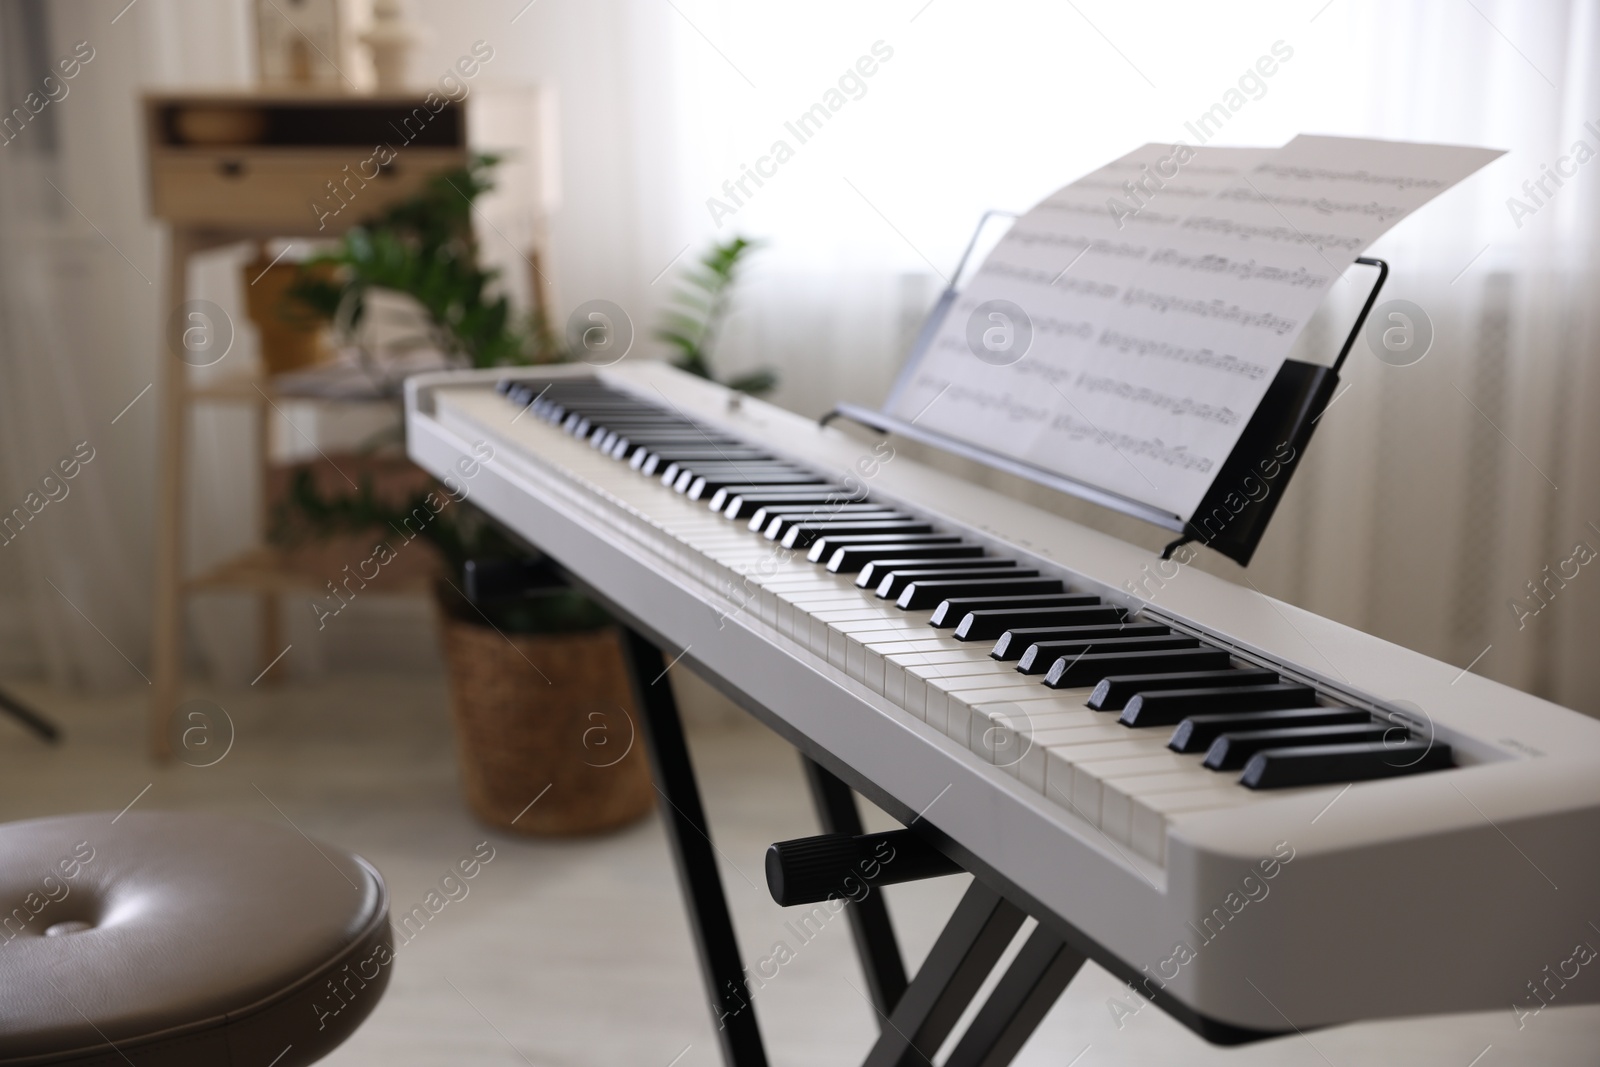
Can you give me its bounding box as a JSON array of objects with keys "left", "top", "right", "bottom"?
[
  {"left": 800, "top": 757, "right": 908, "bottom": 1019},
  {"left": 620, "top": 628, "right": 768, "bottom": 1067}
]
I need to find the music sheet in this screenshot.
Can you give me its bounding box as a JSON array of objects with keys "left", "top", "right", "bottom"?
[{"left": 886, "top": 135, "right": 1503, "bottom": 520}]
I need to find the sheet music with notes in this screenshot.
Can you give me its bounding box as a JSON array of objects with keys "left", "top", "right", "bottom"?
[{"left": 886, "top": 135, "right": 1503, "bottom": 520}]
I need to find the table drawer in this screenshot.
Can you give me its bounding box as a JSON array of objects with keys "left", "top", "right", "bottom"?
[{"left": 149, "top": 148, "right": 469, "bottom": 232}]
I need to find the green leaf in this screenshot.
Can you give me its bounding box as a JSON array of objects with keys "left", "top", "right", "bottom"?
[
  {"left": 726, "top": 369, "right": 778, "bottom": 396},
  {"left": 652, "top": 234, "right": 772, "bottom": 393}
]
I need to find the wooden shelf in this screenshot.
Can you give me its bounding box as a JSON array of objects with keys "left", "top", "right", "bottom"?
[{"left": 145, "top": 85, "right": 551, "bottom": 757}]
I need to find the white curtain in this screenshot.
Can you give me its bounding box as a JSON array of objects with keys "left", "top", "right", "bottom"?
[{"left": 2, "top": 0, "right": 1597, "bottom": 715}]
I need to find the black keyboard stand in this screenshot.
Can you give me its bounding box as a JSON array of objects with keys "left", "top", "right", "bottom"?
[
  {"left": 800, "top": 759, "right": 910, "bottom": 1019},
  {"left": 620, "top": 628, "right": 770, "bottom": 1067},
  {"left": 618, "top": 625, "right": 1096, "bottom": 1067},
  {"left": 0, "top": 686, "right": 59, "bottom": 744}
]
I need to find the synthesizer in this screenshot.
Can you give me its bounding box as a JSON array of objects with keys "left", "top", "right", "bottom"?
[{"left": 406, "top": 361, "right": 1600, "bottom": 1037}]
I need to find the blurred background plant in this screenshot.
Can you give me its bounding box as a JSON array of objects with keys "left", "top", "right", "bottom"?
[
  {"left": 273, "top": 153, "right": 599, "bottom": 633},
  {"left": 273, "top": 170, "right": 773, "bottom": 632},
  {"left": 270, "top": 469, "right": 608, "bottom": 633},
  {"left": 291, "top": 152, "right": 566, "bottom": 374},
  {"left": 655, "top": 235, "right": 775, "bottom": 395}
]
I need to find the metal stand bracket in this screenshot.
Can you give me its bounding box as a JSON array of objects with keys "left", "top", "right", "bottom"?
[{"left": 624, "top": 632, "right": 1089, "bottom": 1067}]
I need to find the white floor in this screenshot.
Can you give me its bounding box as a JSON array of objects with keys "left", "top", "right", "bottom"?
[{"left": 0, "top": 671, "right": 1594, "bottom": 1066}]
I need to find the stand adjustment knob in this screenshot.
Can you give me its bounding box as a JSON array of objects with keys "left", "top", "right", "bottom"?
[{"left": 765, "top": 829, "right": 962, "bottom": 907}]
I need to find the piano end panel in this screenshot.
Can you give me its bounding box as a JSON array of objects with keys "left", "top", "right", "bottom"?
[{"left": 1163, "top": 759, "right": 1600, "bottom": 1030}]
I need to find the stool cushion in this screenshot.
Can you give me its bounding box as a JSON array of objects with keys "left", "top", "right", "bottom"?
[{"left": 0, "top": 811, "right": 391, "bottom": 1066}]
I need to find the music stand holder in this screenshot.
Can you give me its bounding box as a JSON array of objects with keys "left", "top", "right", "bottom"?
[{"left": 821, "top": 211, "right": 1388, "bottom": 567}]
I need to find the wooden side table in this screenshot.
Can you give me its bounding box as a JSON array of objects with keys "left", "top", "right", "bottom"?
[{"left": 144, "top": 87, "right": 551, "bottom": 757}]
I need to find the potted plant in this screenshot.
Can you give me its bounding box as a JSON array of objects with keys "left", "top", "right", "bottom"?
[
  {"left": 273, "top": 157, "right": 653, "bottom": 834},
  {"left": 655, "top": 235, "right": 776, "bottom": 394}
]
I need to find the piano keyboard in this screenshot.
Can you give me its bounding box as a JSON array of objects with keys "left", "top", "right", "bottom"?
[
  {"left": 488, "top": 375, "right": 1451, "bottom": 862},
  {"left": 408, "top": 362, "right": 1600, "bottom": 1034}
]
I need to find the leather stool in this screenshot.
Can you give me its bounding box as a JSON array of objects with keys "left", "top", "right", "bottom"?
[{"left": 0, "top": 811, "right": 392, "bottom": 1065}]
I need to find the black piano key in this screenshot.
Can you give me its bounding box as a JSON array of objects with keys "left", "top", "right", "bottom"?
[
  {"left": 899, "top": 576, "right": 1065, "bottom": 611},
  {"left": 580, "top": 412, "right": 670, "bottom": 423},
  {"left": 617, "top": 441, "right": 747, "bottom": 463},
  {"left": 634, "top": 449, "right": 769, "bottom": 473},
  {"left": 686, "top": 471, "right": 817, "bottom": 496},
  {"left": 1118, "top": 683, "right": 1320, "bottom": 729},
  {"left": 671, "top": 461, "right": 808, "bottom": 476},
  {"left": 931, "top": 595, "right": 1104, "bottom": 629},
  {"left": 750, "top": 503, "right": 897, "bottom": 532},
  {"left": 610, "top": 433, "right": 736, "bottom": 454},
  {"left": 1202, "top": 723, "right": 1392, "bottom": 771},
  {"left": 763, "top": 509, "right": 908, "bottom": 539},
  {"left": 810, "top": 533, "right": 964, "bottom": 564},
  {"left": 703, "top": 478, "right": 835, "bottom": 504},
  {"left": 1086, "top": 668, "right": 1280, "bottom": 711},
  {"left": 630, "top": 447, "right": 697, "bottom": 471},
  {"left": 1169, "top": 706, "right": 1370, "bottom": 753},
  {"left": 647, "top": 453, "right": 786, "bottom": 467},
  {"left": 828, "top": 544, "right": 985, "bottom": 574},
  {"left": 594, "top": 419, "right": 699, "bottom": 431},
  {"left": 856, "top": 556, "right": 1008, "bottom": 588},
  {"left": 577, "top": 413, "right": 663, "bottom": 433},
  {"left": 1043, "top": 648, "right": 1233, "bottom": 689},
  {"left": 605, "top": 425, "right": 710, "bottom": 443},
  {"left": 1016, "top": 635, "right": 1199, "bottom": 675},
  {"left": 952, "top": 604, "right": 1120, "bottom": 640},
  {"left": 664, "top": 459, "right": 799, "bottom": 486},
  {"left": 607, "top": 427, "right": 719, "bottom": 440},
  {"left": 878, "top": 566, "right": 1037, "bottom": 600},
  {"left": 1240, "top": 740, "right": 1453, "bottom": 790},
  {"left": 657, "top": 456, "right": 789, "bottom": 481},
  {"left": 784, "top": 520, "right": 936, "bottom": 551},
  {"left": 722, "top": 491, "right": 856, "bottom": 519},
  {"left": 990, "top": 622, "right": 1168, "bottom": 659}
]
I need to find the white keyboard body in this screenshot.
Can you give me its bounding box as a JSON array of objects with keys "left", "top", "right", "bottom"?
[{"left": 406, "top": 362, "right": 1600, "bottom": 1036}]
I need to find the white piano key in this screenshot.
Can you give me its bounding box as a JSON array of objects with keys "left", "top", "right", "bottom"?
[
  {"left": 1130, "top": 787, "right": 1260, "bottom": 865},
  {"left": 909, "top": 662, "right": 1039, "bottom": 737},
  {"left": 848, "top": 633, "right": 966, "bottom": 686},
  {"left": 924, "top": 671, "right": 1063, "bottom": 736},
  {"left": 1041, "top": 738, "right": 1177, "bottom": 801},
  {"left": 780, "top": 591, "right": 872, "bottom": 639},
  {"left": 810, "top": 608, "right": 909, "bottom": 654},
  {"left": 959, "top": 688, "right": 1091, "bottom": 766},
  {"left": 968, "top": 700, "right": 1102, "bottom": 765}
]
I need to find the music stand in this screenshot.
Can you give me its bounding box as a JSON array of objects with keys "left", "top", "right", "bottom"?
[{"left": 822, "top": 211, "right": 1388, "bottom": 567}]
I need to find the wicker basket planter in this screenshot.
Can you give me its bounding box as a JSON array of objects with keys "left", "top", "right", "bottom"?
[{"left": 436, "top": 588, "right": 655, "bottom": 836}]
